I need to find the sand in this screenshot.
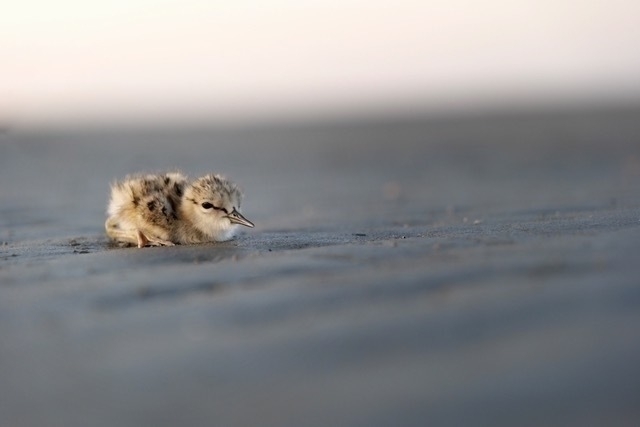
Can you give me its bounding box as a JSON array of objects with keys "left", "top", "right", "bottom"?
[{"left": 1, "top": 105, "right": 640, "bottom": 426}]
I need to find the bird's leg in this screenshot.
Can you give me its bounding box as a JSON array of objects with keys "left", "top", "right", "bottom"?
[
  {"left": 136, "top": 230, "right": 175, "bottom": 248},
  {"left": 136, "top": 230, "right": 149, "bottom": 248}
]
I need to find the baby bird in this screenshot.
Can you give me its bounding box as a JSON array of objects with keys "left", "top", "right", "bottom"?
[{"left": 106, "top": 172, "right": 254, "bottom": 248}]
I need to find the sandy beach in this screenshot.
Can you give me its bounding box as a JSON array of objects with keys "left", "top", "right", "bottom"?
[{"left": 1, "top": 105, "right": 640, "bottom": 426}]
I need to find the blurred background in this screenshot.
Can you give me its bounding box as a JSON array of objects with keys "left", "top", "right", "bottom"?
[
  {"left": 2, "top": 0, "right": 640, "bottom": 242},
  {"left": 2, "top": 4, "right": 640, "bottom": 426},
  {"left": 2, "top": 0, "right": 640, "bottom": 127}
]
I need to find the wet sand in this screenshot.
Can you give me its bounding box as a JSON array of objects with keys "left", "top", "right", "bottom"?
[{"left": 1, "top": 105, "right": 640, "bottom": 426}]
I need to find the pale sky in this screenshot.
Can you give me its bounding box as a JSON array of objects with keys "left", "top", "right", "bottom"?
[{"left": 2, "top": 0, "right": 640, "bottom": 125}]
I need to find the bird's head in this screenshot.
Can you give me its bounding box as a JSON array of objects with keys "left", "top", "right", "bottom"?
[{"left": 183, "top": 174, "right": 254, "bottom": 240}]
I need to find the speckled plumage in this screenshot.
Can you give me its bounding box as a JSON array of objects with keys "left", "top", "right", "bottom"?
[{"left": 105, "top": 172, "right": 253, "bottom": 248}]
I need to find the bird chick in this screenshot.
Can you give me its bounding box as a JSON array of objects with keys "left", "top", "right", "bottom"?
[
  {"left": 106, "top": 172, "right": 187, "bottom": 248},
  {"left": 105, "top": 172, "right": 254, "bottom": 248},
  {"left": 174, "top": 174, "right": 254, "bottom": 244}
]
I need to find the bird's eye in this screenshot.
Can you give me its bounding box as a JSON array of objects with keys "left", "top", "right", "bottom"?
[{"left": 201, "top": 202, "right": 228, "bottom": 213}]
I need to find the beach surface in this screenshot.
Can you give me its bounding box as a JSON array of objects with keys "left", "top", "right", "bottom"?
[{"left": 2, "top": 106, "right": 640, "bottom": 426}]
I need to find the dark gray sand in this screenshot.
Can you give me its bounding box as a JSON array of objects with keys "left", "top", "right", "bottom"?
[{"left": 2, "top": 106, "right": 640, "bottom": 426}]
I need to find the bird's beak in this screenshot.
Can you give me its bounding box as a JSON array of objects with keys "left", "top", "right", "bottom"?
[{"left": 226, "top": 208, "right": 255, "bottom": 228}]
